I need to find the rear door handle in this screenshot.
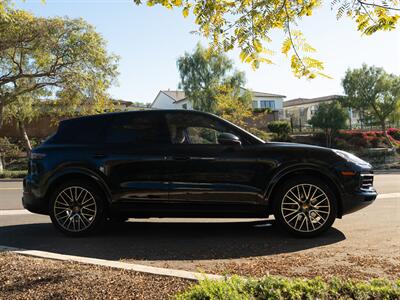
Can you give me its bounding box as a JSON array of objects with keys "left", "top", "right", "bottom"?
[
  {"left": 171, "top": 156, "right": 190, "bottom": 161},
  {"left": 93, "top": 153, "right": 107, "bottom": 159}
]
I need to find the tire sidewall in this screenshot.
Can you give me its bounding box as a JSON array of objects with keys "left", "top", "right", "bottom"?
[
  {"left": 274, "top": 176, "right": 337, "bottom": 238},
  {"left": 49, "top": 180, "right": 106, "bottom": 237}
]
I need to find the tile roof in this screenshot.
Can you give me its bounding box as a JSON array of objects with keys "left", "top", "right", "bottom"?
[{"left": 283, "top": 95, "right": 343, "bottom": 108}]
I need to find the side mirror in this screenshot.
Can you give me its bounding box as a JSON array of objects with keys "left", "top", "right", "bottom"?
[{"left": 218, "top": 132, "right": 241, "bottom": 146}]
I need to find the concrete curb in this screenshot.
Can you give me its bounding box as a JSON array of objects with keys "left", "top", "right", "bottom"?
[
  {"left": 0, "top": 209, "right": 32, "bottom": 216},
  {"left": 0, "top": 245, "right": 223, "bottom": 282}
]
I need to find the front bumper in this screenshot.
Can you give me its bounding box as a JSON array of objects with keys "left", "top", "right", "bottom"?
[
  {"left": 341, "top": 188, "right": 377, "bottom": 215},
  {"left": 22, "top": 176, "right": 48, "bottom": 215}
]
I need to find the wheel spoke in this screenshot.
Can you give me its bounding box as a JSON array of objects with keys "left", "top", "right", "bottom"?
[
  {"left": 53, "top": 186, "right": 97, "bottom": 233},
  {"left": 281, "top": 183, "right": 330, "bottom": 233}
]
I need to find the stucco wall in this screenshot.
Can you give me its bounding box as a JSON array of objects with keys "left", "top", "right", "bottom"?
[{"left": 151, "top": 92, "right": 177, "bottom": 109}]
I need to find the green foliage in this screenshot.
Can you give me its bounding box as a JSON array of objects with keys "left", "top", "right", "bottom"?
[
  {"left": 177, "top": 44, "right": 247, "bottom": 113},
  {"left": 0, "top": 9, "right": 119, "bottom": 125},
  {"left": 309, "top": 101, "right": 348, "bottom": 147},
  {"left": 134, "top": 0, "right": 399, "bottom": 78},
  {"left": 342, "top": 64, "right": 400, "bottom": 134},
  {"left": 176, "top": 275, "right": 400, "bottom": 300},
  {"left": 267, "top": 120, "right": 291, "bottom": 141},
  {"left": 0, "top": 136, "right": 20, "bottom": 158},
  {"left": 247, "top": 128, "right": 272, "bottom": 142}
]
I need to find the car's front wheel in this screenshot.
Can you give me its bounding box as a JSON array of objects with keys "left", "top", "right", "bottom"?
[
  {"left": 274, "top": 176, "right": 337, "bottom": 238},
  {"left": 49, "top": 180, "right": 106, "bottom": 237}
]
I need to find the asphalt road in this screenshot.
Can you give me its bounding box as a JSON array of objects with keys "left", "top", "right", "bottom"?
[{"left": 0, "top": 174, "right": 399, "bottom": 279}]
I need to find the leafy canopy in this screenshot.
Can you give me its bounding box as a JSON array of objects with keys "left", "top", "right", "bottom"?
[
  {"left": 309, "top": 101, "right": 348, "bottom": 147},
  {"left": 177, "top": 43, "right": 248, "bottom": 112},
  {"left": 309, "top": 101, "right": 348, "bottom": 130},
  {"left": 0, "top": 9, "right": 119, "bottom": 125},
  {"left": 133, "top": 0, "right": 400, "bottom": 79},
  {"left": 342, "top": 64, "right": 400, "bottom": 131}
]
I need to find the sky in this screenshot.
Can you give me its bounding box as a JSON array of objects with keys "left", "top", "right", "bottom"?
[{"left": 14, "top": 0, "right": 400, "bottom": 103}]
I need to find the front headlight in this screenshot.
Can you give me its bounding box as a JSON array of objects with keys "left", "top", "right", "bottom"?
[{"left": 332, "top": 149, "right": 370, "bottom": 166}]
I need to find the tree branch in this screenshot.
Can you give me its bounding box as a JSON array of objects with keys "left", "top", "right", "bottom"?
[
  {"left": 284, "top": 2, "right": 307, "bottom": 73},
  {"left": 356, "top": 0, "right": 400, "bottom": 12}
]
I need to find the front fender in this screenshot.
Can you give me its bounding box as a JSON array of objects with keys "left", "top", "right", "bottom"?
[{"left": 264, "top": 163, "right": 344, "bottom": 205}]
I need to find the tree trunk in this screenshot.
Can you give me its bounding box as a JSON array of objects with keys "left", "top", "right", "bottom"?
[
  {"left": 0, "top": 99, "right": 4, "bottom": 130},
  {"left": 381, "top": 120, "right": 394, "bottom": 148},
  {"left": 0, "top": 154, "right": 3, "bottom": 173},
  {"left": 18, "top": 121, "right": 32, "bottom": 152}
]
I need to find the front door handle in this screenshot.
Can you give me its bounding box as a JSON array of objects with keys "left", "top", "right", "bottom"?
[{"left": 93, "top": 153, "right": 107, "bottom": 159}]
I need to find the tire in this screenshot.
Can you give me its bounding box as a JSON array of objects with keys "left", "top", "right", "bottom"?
[
  {"left": 273, "top": 176, "right": 337, "bottom": 238},
  {"left": 49, "top": 180, "right": 106, "bottom": 237}
]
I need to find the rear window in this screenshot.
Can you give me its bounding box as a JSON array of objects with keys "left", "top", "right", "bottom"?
[{"left": 105, "top": 112, "right": 169, "bottom": 145}]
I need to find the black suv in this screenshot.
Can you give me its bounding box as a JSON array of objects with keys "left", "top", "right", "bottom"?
[{"left": 23, "top": 110, "right": 377, "bottom": 237}]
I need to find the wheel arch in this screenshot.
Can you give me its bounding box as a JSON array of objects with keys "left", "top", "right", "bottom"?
[
  {"left": 266, "top": 166, "right": 344, "bottom": 218},
  {"left": 43, "top": 168, "right": 112, "bottom": 209}
]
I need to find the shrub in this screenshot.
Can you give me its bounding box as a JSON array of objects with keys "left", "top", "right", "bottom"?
[
  {"left": 176, "top": 276, "right": 400, "bottom": 300},
  {"left": 267, "top": 121, "right": 291, "bottom": 141},
  {"left": 334, "top": 130, "right": 399, "bottom": 150},
  {"left": 0, "top": 170, "right": 27, "bottom": 178},
  {"left": 247, "top": 128, "right": 272, "bottom": 141},
  {"left": 388, "top": 128, "right": 400, "bottom": 141}
]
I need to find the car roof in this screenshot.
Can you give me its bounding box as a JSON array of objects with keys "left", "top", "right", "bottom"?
[{"left": 60, "top": 109, "right": 217, "bottom": 124}]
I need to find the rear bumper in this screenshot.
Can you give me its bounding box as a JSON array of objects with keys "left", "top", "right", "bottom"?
[
  {"left": 22, "top": 176, "right": 48, "bottom": 215},
  {"left": 341, "top": 189, "right": 377, "bottom": 215}
]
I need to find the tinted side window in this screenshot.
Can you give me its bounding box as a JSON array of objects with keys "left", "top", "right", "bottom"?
[
  {"left": 106, "top": 113, "right": 169, "bottom": 145},
  {"left": 166, "top": 113, "right": 235, "bottom": 145}
]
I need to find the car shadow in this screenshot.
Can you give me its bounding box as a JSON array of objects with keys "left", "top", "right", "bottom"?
[{"left": 0, "top": 220, "right": 345, "bottom": 261}]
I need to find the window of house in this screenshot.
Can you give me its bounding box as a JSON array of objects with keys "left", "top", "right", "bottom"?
[
  {"left": 252, "top": 101, "right": 258, "bottom": 109},
  {"left": 310, "top": 105, "right": 317, "bottom": 115},
  {"left": 182, "top": 103, "right": 188, "bottom": 109},
  {"left": 259, "top": 100, "right": 275, "bottom": 109}
]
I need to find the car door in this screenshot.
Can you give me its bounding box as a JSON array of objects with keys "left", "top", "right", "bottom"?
[
  {"left": 99, "top": 112, "right": 170, "bottom": 209},
  {"left": 165, "top": 112, "right": 265, "bottom": 215}
]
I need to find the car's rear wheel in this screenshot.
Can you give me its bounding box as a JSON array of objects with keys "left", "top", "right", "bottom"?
[
  {"left": 274, "top": 176, "right": 337, "bottom": 237},
  {"left": 49, "top": 180, "right": 106, "bottom": 237}
]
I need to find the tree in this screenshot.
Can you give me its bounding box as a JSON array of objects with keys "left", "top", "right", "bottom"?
[
  {"left": 342, "top": 65, "right": 400, "bottom": 143},
  {"left": 3, "top": 94, "right": 40, "bottom": 151},
  {"left": 309, "top": 101, "right": 348, "bottom": 147},
  {"left": 214, "top": 84, "right": 252, "bottom": 126},
  {"left": 0, "top": 10, "right": 119, "bottom": 128},
  {"left": 177, "top": 44, "right": 247, "bottom": 113},
  {"left": 133, "top": 0, "right": 400, "bottom": 78},
  {"left": 0, "top": 136, "right": 20, "bottom": 173}
]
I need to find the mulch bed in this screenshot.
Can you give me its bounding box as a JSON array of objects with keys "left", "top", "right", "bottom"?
[{"left": 0, "top": 252, "right": 192, "bottom": 300}]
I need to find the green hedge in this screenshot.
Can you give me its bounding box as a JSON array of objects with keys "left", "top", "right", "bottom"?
[
  {"left": 0, "top": 170, "right": 27, "bottom": 178},
  {"left": 176, "top": 276, "right": 400, "bottom": 300}
]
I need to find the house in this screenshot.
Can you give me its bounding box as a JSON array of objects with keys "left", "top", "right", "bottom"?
[
  {"left": 151, "top": 89, "right": 286, "bottom": 116},
  {"left": 283, "top": 95, "right": 360, "bottom": 130}
]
